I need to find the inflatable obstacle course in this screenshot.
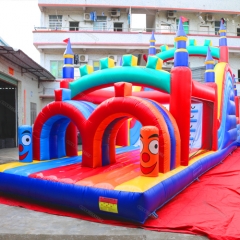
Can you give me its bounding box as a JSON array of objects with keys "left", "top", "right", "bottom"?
[{"left": 0, "top": 19, "right": 240, "bottom": 223}]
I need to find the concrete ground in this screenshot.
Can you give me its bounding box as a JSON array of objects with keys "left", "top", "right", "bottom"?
[{"left": 0, "top": 148, "right": 208, "bottom": 240}]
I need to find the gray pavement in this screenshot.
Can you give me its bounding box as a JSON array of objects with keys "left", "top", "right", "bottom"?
[{"left": 0, "top": 148, "right": 208, "bottom": 240}]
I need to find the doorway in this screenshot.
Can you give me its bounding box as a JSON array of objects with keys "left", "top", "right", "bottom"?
[
  {"left": 0, "top": 80, "right": 17, "bottom": 148},
  {"left": 69, "top": 22, "right": 79, "bottom": 31},
  {"left": 114, "top": 22, "right": 123, "bottom": 31}
]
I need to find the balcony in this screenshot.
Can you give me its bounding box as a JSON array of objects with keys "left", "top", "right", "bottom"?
[
  {"left": 33, "top": 26, "right": 240, "bottom": 52},
  {"left": 38, "top": 0, "right": 240, "bottom": 14}
]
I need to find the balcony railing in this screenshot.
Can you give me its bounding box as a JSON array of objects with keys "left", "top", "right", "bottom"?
[{"left": 34, "top": 26, "right": 240, "bottom": 37}]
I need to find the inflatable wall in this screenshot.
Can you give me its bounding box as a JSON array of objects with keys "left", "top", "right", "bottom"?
[{"left": 0, "top": 19, "right": 240, "bottom": 224}]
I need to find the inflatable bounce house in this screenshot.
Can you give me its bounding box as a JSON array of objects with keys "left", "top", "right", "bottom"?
[{"left": 0, "top": 19, "right": 240, "bottom": 224}]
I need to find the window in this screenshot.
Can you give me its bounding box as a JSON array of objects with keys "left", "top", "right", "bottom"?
[
  {"left": 49, "top": 15, "right": 62, "bottom": 30},
  {"left": 160, "top": 24, "right": 171, "bottom": 33},
  {"left": 199, "top": 26, "right": 209, "bottom": 35},
  {"left": 30, "top": 102, "right": 37, "bottom": 126},
  {"left": 215, "top": 21, "right": 226, "bottom": 35},
  {"left": 238, "top": 70, "right": 240, "bottom": 83},
  {"left": 50, "top": 60, "right": 63, "bottom": 78},
  {"left": 93, "top": 61, "right": 100, "bottom": 71},
  {"left": 191, "top": 66, "right": 205, "bottom": 83},
  {"left": 74, "top": 67, "right": 80, "bottom": 80},
  {"left": 237, "top": 28, "right": 240, "bottom": 36},
  {"left": 176, "top": 19, "right": 189, "bottom": 34},
  {"left": 114, "top": 22, "right": 123, "bottom": 32},
  {"left": 93, "top": 16, "right": 107, "bottom": 31},
  {"left": 69, "top": 22, "right": 79, "bottom": 31}
]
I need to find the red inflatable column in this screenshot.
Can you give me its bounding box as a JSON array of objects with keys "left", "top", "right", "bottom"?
[
  {"left": 65, "top": 122, "right": 78, "bottom": 157},
  {"left": 219, "top": 46, "right": 229, "bottom": 63},
  {"left": 116, "top": 120, "right": 129, "bottom": 146},
  {"left": 170, "top": 67, "right": 192, "bottom": 166},
  {"left": 205, "top": 83, "right": 218, "bottom": 151},
  {"left": 115, "top": 82, "right": 132, "bottom": 147},
  {"left": 170, "top": 18, "right": 192, "bottom": 166}
]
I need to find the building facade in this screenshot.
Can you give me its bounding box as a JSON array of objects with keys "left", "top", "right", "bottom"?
[
  {"left": 33, "top": 0, "right": 240, "bottom": 96},
  {"left": 0, "top": 41, "right": 55, "bottom": 148}
]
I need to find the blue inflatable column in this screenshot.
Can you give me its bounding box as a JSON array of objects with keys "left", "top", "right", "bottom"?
[
  {"left": 205, "top": 47, "right": 215, "bottom": 83},
  {"left": 18, "top": 125, "right": 33, "bottom": 162},
  {"left": 233, "top": 74, "right": 238, "bottom": 96},
  {"left": 62, "top": 39, "right": 74, "bottom": 79},
  {"left": 149, "top": 31, "right": 156, "bottom": 56},
  {"left": 174, "top": 19, "right": 188, "bottom": 67},
  {"left": 219, "top": 19, "right": 229, "bottom": 63},
  {"left": 61, "top": 40, "right": 78, "bottom": 157}
]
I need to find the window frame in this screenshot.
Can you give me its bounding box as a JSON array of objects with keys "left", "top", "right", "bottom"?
[
  {"left": 214, "top": 21, "right": 227, "bottom": 35},
  {"left": 30, "top": 102, "right": 37, "bottom": 126},
  {"left": 93, "top": 61, "right": 100, "bottom": 71},
  {"left": 93, "top": 16, "right": 107, "bottom": 31},
  {"left": 49, "top": 15, "right": 62, "bottom": 30},
  {"left": 237, "top": 28, "right": 240, "bottom": 37},
  {"left": 176, "top": 19, "right": 189, "bottom": 34},
  {"left": 69, "top": 21, "right": 79, "bottom": 31},
  {"left": 50, "top": 60, "right": 64, "bottom": 79}
]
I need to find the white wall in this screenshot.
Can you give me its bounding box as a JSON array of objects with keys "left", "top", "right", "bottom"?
[
  {"left": 42, "top": 49, "right": 133, "bottom": 77},
  {"left": 42, "top": 7, "right": 129, "bottom": 31},
  {"left": 41, "top": 98, "right": 54, "bottom": 109},
  {"left": 36, "top": 5, "right": 240, "bottom": 96},
  {"left": 0, "top": 56, "right": 43, "bottom": 126},
  {"left": 155, "top": 11, "right": 240, "bottom": 36},
  {"left": 40, "top": 8, "right": 240, "bottom": 35},
  {"left": 229, "top": 54, "right": 240, "bottom": 79}
]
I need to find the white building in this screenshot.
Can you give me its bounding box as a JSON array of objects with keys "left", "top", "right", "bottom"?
[
  {"left": 33, "top": 0, "right": 240, "bottom": 96},
  {"left": 0, "top": 39, "right": 55, "bottom": 148}
]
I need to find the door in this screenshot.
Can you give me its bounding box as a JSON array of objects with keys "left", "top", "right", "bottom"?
[{"left": 0, "top": 80, "right": 17, "bottom": 148}]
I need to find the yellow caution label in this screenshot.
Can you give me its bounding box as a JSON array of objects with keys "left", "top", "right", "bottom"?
[{"left": 99, "top": 197, "right": 118, "bottom": 214}]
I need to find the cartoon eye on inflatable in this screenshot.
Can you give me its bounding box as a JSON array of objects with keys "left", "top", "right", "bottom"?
[
  {"left": 149, "top": 140, "right": 158, "bottom": 154},
  {"left": 22, "top": 135, "right": 31, "bottom": 146},
  {"left": 140, "top": 139, "right": 143, "bottom": 153}
]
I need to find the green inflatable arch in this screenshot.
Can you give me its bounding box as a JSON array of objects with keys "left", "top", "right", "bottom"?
[
  {"left": 70, "top": 66, "right": 171, "bottom": 98},
  {"left": 157, "top": 46, "right": 220, "bottom": 61}
]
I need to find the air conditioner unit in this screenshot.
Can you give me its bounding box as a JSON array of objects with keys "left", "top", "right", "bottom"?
[
  {"left": 79, "top": 54, "right": 88, "bottom": 63},
  {"left": 84, "top": 13, "right": 92, "bottom": 21},
  {"left": 111, "top": 9, "right": 121, "bottom": 17},
  {"left": 108, "top": 55, "right": 118, "bottom": 62},
  {"left": 167, "top": 11, "right": 176, "bottom": 19},
  {"left": 205, "top": 14, "right": 215, "bottom": 22}
]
